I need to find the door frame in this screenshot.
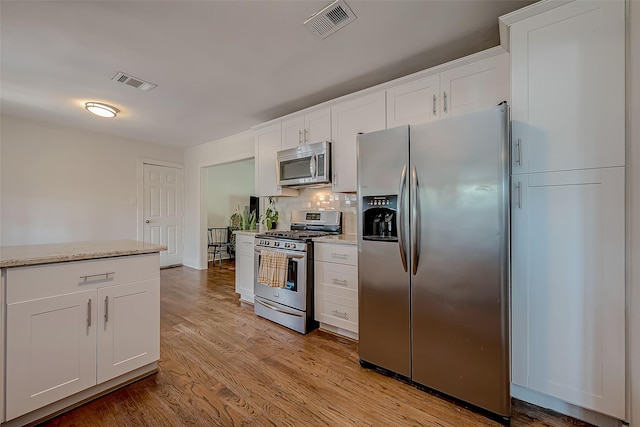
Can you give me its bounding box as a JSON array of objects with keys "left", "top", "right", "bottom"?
[
  {"left": 136, "top": 158, "right": 185, "bottom": 248},
  {"left": 199, "top": 157, "right": 256, "bottom": 269}
]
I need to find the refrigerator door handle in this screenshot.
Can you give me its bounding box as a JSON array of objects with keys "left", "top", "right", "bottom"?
[
  {"left": 411, "top": 165, "right": 420, "bottom": 275},
  {"left": 398, "top": 164, "right": 408, "bottom": 272}
]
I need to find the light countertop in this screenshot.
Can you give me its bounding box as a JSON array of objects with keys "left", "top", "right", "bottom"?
[
  {"left": 313, "top": 234, "right": 357, "bottom": 246},
  {"left": 0, "top": 239, "right": 167, "bottom": 268},
  {"left": 233, "top": 230, "right": 259, "bottom": 236}
]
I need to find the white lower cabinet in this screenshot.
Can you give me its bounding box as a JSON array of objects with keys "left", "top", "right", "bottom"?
[
  {"left": 6, "top": 290, "right": 97, "bottom": 420},
  {"left": 314, "top": 243, "right": 358, "bottom": 339},
  {"left": 96, "top": 279, "right": 159, "bottom": 384},
  {"left": 234, "top": 233, "right": 255, "bottom": 303},
  {"left": 511, "top": 167, "right": 625, "bottom": 419},
  {"left": 3, "top": 254, "right": 160, "bottom": 421}
]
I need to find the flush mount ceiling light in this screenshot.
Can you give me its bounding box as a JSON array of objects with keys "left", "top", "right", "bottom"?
[{"left": 84, "top": 102, "right": 118, "bottom": 118}]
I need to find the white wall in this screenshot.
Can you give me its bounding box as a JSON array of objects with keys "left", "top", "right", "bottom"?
[
  {"left": 629, "top": 1, "right": 639, "bottom": 424},
  {"left": 205, "top": 159, "right": 255, "bottom": 228},
  {"left": 183, "top": 130, "right": 254, "bottom": 269},
  {"left": 0, "top": 115, "right": 183, "bottom": 246}
]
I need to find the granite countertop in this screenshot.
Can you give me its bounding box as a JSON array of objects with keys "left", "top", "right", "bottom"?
[
  {"left": 0, "top": 239, "right": 167, "bottom": 268},
  {"left": 313, "top": 234, "right": 358, "bottom": 246},
  {"left": 233, "top": 230, "right": 259, "bottom": 236}
]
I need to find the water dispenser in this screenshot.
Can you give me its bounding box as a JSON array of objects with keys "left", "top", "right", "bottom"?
[{"left": 362, "top": 195, "right": 398, "bottom": 242}]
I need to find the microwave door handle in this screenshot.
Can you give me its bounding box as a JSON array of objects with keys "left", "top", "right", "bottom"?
[{"left": 310, "top": 153, "right": 318, "bottom": 179}]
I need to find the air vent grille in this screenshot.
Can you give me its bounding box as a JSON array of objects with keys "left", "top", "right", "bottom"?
[
  {"left": 304, "top": 0, "right": 357, "bottom": 40},
  {"left": 111, "top": 72, "right": 157, "bottom": 92},
  {"left": 326, "top": 5, "right": 349, "bottom": 25}
]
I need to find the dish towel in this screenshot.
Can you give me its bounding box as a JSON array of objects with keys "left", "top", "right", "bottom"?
[{"left": 257, "top": 250, "right": 288, "bottom": 288}]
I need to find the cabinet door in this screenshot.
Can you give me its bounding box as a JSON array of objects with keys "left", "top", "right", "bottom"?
[
  {"left": 254, "top": 123, "right": 297, "bottom": 197},
  {"left": 510, "top": 1, "right": 624, "bottom": 174},
  {"left": 331, "top": 91, "right": 386, "bottom": 193},
  {"left": 97, "top": 279, "right": 160, "bottom": 383},
  {"left": 236, "top": 252, "right": 255, "bottom": 303},
  {"left": 281, "top": 116, "right": 305, "bottom": 150},
  {"left": 386, "top": 75, "right": 440, "bottom": 127},
  {"left": 511, "top": 167, "right": 625, "bottom": 419},
  {"left": 6, "top": 290, "right": 97, "bottom": 420},
  {"left": 234, "top": 234, "right": 255, "bottom": 303},
  {"left": 440, "top": 53, "right": 509, "bottom": 118},
  {"left": 305, "top": 107, "right": 331, "bottom": 144}
]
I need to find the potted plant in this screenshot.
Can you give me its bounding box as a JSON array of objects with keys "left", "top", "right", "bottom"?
[
  {"left": 231, "top": 207, "right": 256, "bottom": 231},
  {"left": 261, "top": 197, "right": 279, "bottom": 230}
]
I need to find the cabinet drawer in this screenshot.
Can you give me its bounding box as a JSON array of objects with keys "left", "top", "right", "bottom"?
[
  {"left": 315, "top": 244, "right": 357, "bottom": 265},
  {"left": 235, "top": 235, "right": 256, "bottom": 256},
  {"left": 6, "top": 254, "right": 159, "bottom": 304},
  {"left": 315, "top": 292, "right": 358, "bottom": 333},
  {"left": 315, "top": 261, "right": 357, "bottom": 300}
]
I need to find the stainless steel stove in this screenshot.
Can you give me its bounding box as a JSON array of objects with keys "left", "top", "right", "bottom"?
[{"left": 254, "top": 210, "right": 342, "bottom": 334}]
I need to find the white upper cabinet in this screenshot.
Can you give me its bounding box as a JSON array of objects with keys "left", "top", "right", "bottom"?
[
  {"left": 511, "top": 167, "right": 625, "bottom": 419},
  {"left": 440, "top": 53, "right": 509, "bottom": 118},
  {"left": 386, "top": 51, "right": 509, "bottom": 128},
  {"left": 386, "top": 75, "right": 440, "bottom": 127},
  {"left": 254, "top": 123, "right": 298, "bottom": 197},
  {"left": 281, "top": 107, "right": 331, "bottom": 150},
  {"left": 510, "top": 0, "right": 625, "bottom": 174},
  {"left": 331, "top": 91, "right": 386, "bottom": 193}
]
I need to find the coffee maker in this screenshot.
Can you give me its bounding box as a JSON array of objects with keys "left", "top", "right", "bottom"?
[{"left": 362, "top": 195, "right": 398, "bottom": 241}]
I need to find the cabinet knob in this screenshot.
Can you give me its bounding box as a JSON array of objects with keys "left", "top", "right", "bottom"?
[{"left": 145, "top": 220, "right": 150, "bottom": 223}]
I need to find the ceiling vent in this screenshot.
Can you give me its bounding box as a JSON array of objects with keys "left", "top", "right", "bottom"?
[
  {"left": 111, "top": 72, "right": 157, "bottom": 92},
  {"left": 304, "top": 0, "right": 357, "bottom": 40}
]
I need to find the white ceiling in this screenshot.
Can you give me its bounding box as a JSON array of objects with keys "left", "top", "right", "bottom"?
[{"left": 0, "top": 1, "right": 533, "bottom": 149}]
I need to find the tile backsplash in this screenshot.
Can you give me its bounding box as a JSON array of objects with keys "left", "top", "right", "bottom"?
[{"left": 261, "top": 188, "right": 358, "bottom": 234}]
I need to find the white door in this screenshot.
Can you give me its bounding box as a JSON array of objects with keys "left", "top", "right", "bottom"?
[
  {"left": 331, "top": 91, "right": 386, "bottom": 193},
  {"left": 386, "top": 74, "right": 440, "bottom": 127},
  {"left": 5, "top": 290, "right": 97, "bottom": 420},
  {"left": 511, "top": 167, "right": 625, "bottom": 419},
  {"left": 440, "top": 53, "right": 509, "bottom": 118},
  {"left": 143, "top": 164, "right": 184, "bottom": 267},
  {"left": 510, "top": 0, "right": 625, "bottom": 175},
  {"left": 96, "top": 279, "right": 160, "bottom": 383}
]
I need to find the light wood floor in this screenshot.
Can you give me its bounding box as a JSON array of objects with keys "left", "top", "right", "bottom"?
[{"left": 40, "top": 262, "right": 592, "bottom": 427}]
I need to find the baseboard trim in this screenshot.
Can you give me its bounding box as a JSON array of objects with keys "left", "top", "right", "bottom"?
[{"left": 511, "top": 384, "right": 626, "bottom": 427}]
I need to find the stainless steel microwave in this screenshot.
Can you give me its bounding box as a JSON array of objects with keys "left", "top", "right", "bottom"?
[{"left": 276, "top": 141, "right": 331, "bottom": 187}]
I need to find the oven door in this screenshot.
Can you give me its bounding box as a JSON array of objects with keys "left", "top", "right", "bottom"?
[{"left": 254, "top": 247, "right": 307, "bottom": 311}]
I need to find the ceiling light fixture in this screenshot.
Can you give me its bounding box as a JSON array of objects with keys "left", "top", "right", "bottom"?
[{"left": 85, "top": 102, "right": 118, "bottom": 118}]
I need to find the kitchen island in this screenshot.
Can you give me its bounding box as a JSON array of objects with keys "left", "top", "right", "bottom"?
[{"left": 0, "top": 240, "right": 166, "bottom": 426}]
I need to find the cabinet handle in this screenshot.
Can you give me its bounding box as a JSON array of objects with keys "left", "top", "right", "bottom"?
[
  {"left": 515, "top": 138, "right": 522, "bottom": 166},
  {"left": 515, "top": 181, "right": 522, "bottom": 209},
  {"left": 332, "top": 309, "right": 349, "bottom": 319},
  {"left": 104, "top": 296, "right": 109, "bottom": 323},
  {"left": 304, "top": 128, "right": 309, "bottom": 142},
  {"left": 298, "top": 129, "right": 303, "bottom": 144},
  {"left": 331, "top": 253, "right": 348, "bottom": 259},
  {"left": 432, "top": 94, "right": 437, "bottom": 116},
  {"left": 443, "top": 91, "right": 448, "bottom": 113},
  {"left": 87, "top": 299, "right": 92, "bottom": 327},
  {"left": 331, "top": 278, "right": 348, "bottom": 286},
  {"left": 80, "top": 272, "right": 115, "bottom": 282}
]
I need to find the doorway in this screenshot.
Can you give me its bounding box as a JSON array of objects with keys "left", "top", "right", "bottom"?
[{"left": 203, "top": 158, "right": 255, "bottom": 266}]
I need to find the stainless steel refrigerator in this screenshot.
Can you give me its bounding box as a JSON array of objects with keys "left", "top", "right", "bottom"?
[{"left": 357, "top": 104, "right": 510, "bottom": 418}]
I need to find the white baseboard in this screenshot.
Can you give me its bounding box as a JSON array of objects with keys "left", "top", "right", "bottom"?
[{"left": 511, "top": 384, "right": 626, "bottom": 427}]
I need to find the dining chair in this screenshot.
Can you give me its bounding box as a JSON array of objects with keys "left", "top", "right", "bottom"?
[{"left": 207, "top": 227, "right": 232, "bottom": 267}]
